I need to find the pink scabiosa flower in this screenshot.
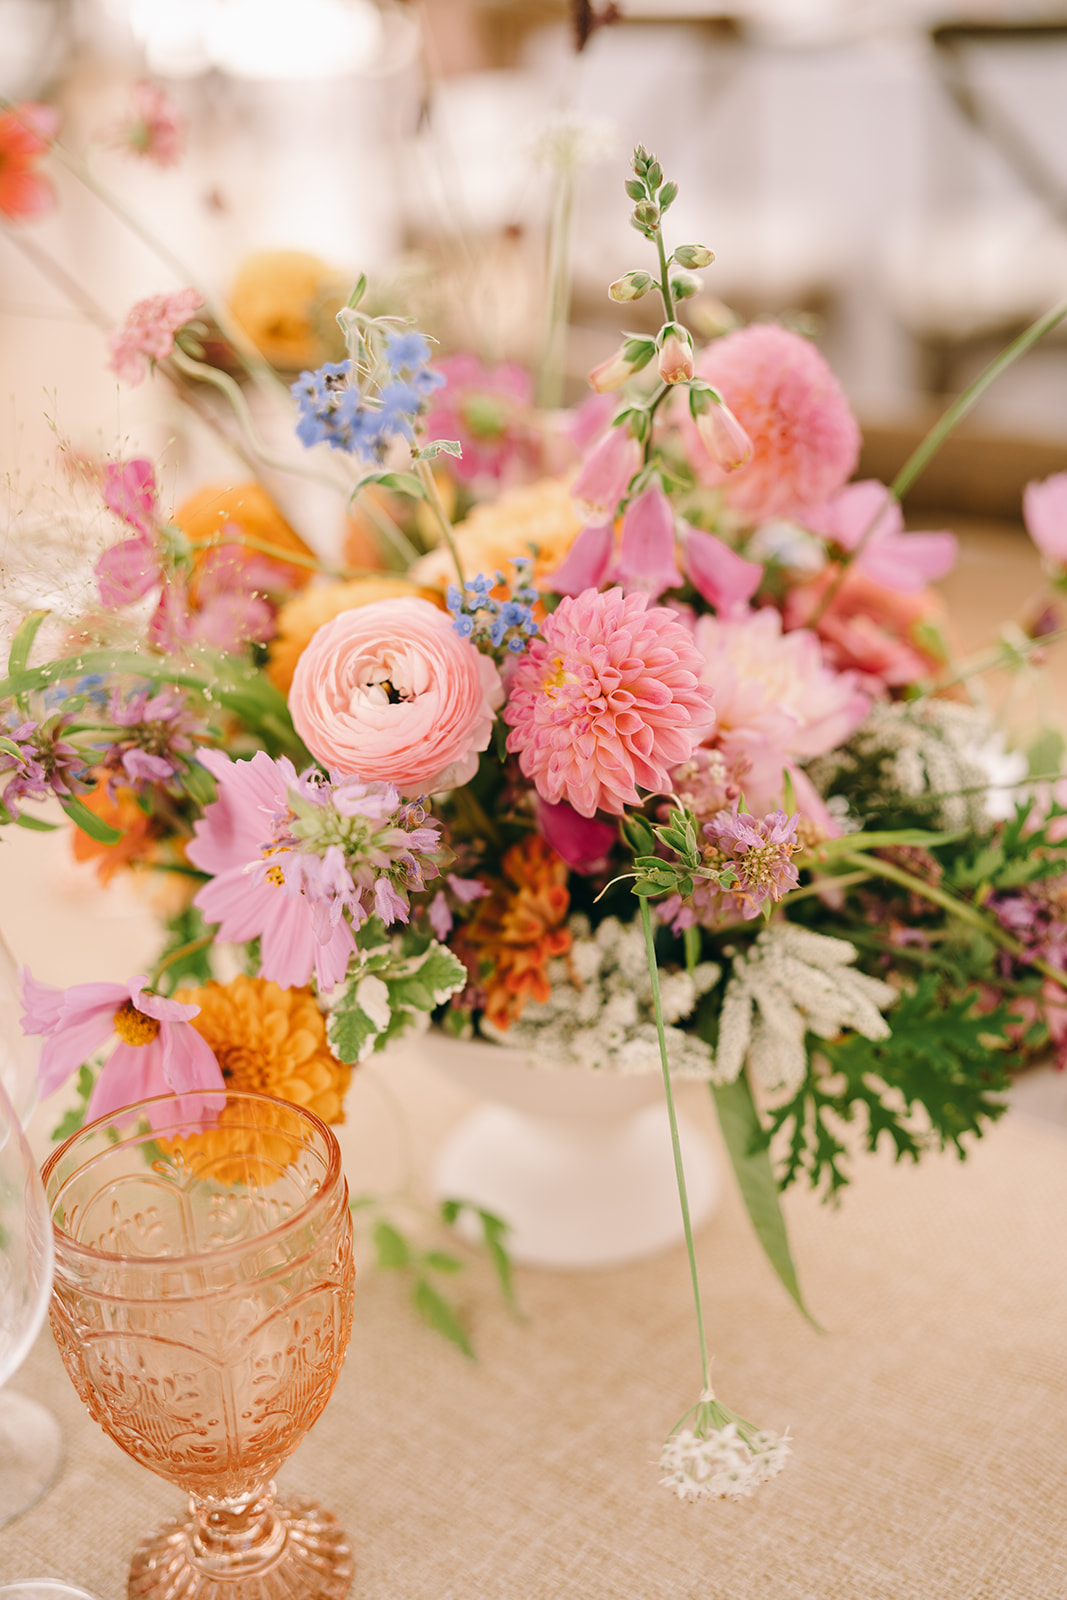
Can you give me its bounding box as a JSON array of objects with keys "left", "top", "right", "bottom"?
[
  {"left": 504, "top": 586, "right": 716, "bottom": 818},
  {"left": 681, "top": 324, "right": 860, "bottom": 522},
  {"left": 0, "top": 102, "right": 59, "bottom": 221},
  {"left": 805, "top": 479, "right": 957, "bottom": 593},
  {"left": 571, "top": 420, "right": 643, "bottom": 520},
  {"left": 422, "top": 354, "right": 534, "bottom": 487},
  {"left": 20, "top": 969, "right": 224, "bottom": 1128},
  {"left": 1023, "top": 472, "right": 1067, "bottom": 567},
  {"left": 288, "top": 597, "right": 503, "bottom": 795},
  {"left": 107, "top": 81, "right": 185, "bottom": 168},
  {"left": 663, "top": 808, "right": 800, "bottom": 931},
  {"left": 107, "top": 287, "right": 205, "bottom": 386}
]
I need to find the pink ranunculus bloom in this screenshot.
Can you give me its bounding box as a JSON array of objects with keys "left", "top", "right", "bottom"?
[
  {"left": 691, "top": 607, "right": 869, "bottom": 815},
  {"left": 109, "top": 80, "right": 186, "bottom": 168},
  {"left": 571, "top": 422, "right": 643, "bottom": 520},
  {"left": 504, "top": 586, "right": 716, "bottom": 818},
  {"left": 288, "top": 597, "right": 503, "bottom": 795},
  {"left": 611, "top": 487, "right": 683, "bottom": 600},
  {"left": 805, "top": 480, "right": 957, "bottom": 593},
  {"left": 107, "top": 287, "right": 205, "bottom": 386},
  {"left": 20, "top": 968, "right": 224, "bottom": 1128},
  {"left": 682, "top": 525, "right": 763, "bottom": 614},
  {"left": 187, "top": 750, "right": 357, "bottom": 990},
  {"left": 422, "top": 354, "right": 534, "bottom": 487},
  {"left": 0, "top": 102, "right": 59, "bottom": 221},
  {"left": 1023, "top": 472, "right": 1067, "bottom": 566},
  {"left": 680, "top": 323, "right": 861, "bottom": 522}
]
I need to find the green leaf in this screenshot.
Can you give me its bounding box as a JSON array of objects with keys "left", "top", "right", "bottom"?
[
  {"left": 1027, "top": 726, "right": 1065, "bottom": 779},
  {"left": 712, "top": 1075, "right": 822, "bottom": 1329},
  {"left": 415, "top": 439, "right": 463, "bottom": 461},
  {"left": 59, "top": 795, "right": 122, "bottom": 844},
  {"left": 421, "top": 1250, "right": 464, "bottom": 1274},
  {"left": 358, "top": 470, "right": 427, "bottom": 502},
  {"left": 413, "top": 1277, "right": 474, "bottom": 1360},
  {"left": 477, "top": 1208, "right": 519, "bottom": 1316},
  {"left": 51, "top": 1063, "right": 96, "bottom": 1143},
  {"left": 372, "top": 1221, "right": 411, "bottom": 1269},
  {"left": 328, "top": 1000, "right": 381, "bottom": 1066},
  {"left": 13, "top": 812, "right": 59, "bottom": 832},
  {"left": 7, "top": 609, "right": 48, "bottom": 679}
]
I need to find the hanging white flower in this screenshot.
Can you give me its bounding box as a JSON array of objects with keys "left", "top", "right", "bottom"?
[
  {"left": 713, "top": 924, "right": 897, "bottom": 1098},
  {"left": 659, "top": 1391, "right": 791, "bottom": 1502}
]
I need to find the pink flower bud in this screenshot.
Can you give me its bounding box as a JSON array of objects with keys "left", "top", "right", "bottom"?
[
  {"left": 589, "top": 351, "right": 636, "bottom": 394},
  {"left": 571, "top": 424, "right": 643, "bottom": 520},
  {"left": 658, "top": 332, "right": 693, "bottom": 385},
  {"left": 694, "top": 398, "right": 752, "bottom": 472}
]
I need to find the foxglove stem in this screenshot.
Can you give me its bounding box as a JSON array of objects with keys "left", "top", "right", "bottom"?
[
  {"left": 655, "top": 228, "right": 675, "bottom": 325},
  {"left": 918, "top": 622, "right": 1067, "bottom": 696},
  {"left": 639, "top": 893, "right": 711, "bottom": 1392}
]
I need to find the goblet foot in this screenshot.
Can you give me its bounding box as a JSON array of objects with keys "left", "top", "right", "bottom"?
[
  {"left": 0, "top": 1393, "right": 64, "bottom": 1529},
  {"left": 127, "top": 1496, "right": 354, "bottom": 1600}
]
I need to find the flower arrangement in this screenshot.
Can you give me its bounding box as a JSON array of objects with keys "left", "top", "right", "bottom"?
[{"left": 5, "top": 104, "right": 1067, "bottom": 1501}]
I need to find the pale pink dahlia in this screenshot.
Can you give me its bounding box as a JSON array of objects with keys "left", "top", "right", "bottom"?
[
  {"left": 681, "top": 324, "right": 860, "bottom": 522},
  {"left": 503, "top": 586, "right": 716, "bottom": 818}
]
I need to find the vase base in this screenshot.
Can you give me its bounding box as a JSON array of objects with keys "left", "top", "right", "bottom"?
[
  {"left": 127, "top": 1497, "right": 353, "bottom": 1600},
  {"left": 434, "top": 1099, "right": 719, "bottom": 1269}
]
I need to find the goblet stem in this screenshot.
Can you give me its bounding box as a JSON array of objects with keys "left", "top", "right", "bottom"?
[{"left": 189, "top": 1484, "right": 287, "bottom": 1578}]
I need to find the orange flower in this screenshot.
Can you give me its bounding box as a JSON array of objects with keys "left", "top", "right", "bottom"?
[
  {"left": 455, "top": 835, "right": 571, "bottom": 1029},
  {"left": 408, "top": 477, "right": 583, "bottom": 593},
  {"left": 71, "top": 778, "right": 164, "bottom": 883},
  {"left": 227, "top": 250, "right": 348, "bottom": 370},
  {"left": 267, "top": 575, "right": 445, "bottom": 693},
  {"left": 173, "top": 481, "right": 317, "bottom": 597},
  {"left": 0, "top": 103, "right": 59, "bottom": 221}
]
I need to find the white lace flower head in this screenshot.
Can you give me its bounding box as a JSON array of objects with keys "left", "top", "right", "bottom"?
[{"left": 660, "top": 1393, "right": 790, "bottom": 1502}]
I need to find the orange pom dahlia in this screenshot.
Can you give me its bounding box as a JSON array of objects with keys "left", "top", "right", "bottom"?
[{"left": 455, "top": 834, "right": 572, "bottom": 1030}]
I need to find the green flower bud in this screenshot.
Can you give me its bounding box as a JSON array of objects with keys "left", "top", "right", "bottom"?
[
  {"left": 672, "top": 244, "right": 715, "bottom": 269},
  {"left": 670, "top": 270, "right": 702, "bottom": 300},
  {"left": 624, "top": 177, "right": 645, "bottom": 201},
  {"left": 633, "top": 200, "right": 659, "bottom": 227},
  {"left": 646, "top": 160, "right": 663, "bottom": 191},
  {"left": 659, "top": 179, "right": 678, "bottom": 209},
  {"left": 608, "top": 270, "right": 653, "bottom": 303},
  {"left": 347, "top": 273, "right": 368, "bottom": 308}
]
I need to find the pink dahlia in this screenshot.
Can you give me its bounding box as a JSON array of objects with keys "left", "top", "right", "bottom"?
[
  {"left": 680, "top": 324, "right": 860, "bottom": 522},
  {"left": 108, "top": 287, "right": 205, "bottom": 386},
  {"left": 21, "top": 968, "right": 224, "bottom": 1128},
  {"left": 503, "top": 586, "right": 716, "bottom": 818},
  {"left": 422, "top": 354, "right": 534, "bottom": 487}
]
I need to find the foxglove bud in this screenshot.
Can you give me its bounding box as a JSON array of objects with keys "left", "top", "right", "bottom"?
[
  {"left": 659, "top": 180, "right": 678, "bottom": 209},
  {"left": 657, "top": 326, "right": 694, "bottom": 385},
  {"left": 690, "top": 387, "right": 752, "bottom": 471},
  {"left": 609, "top": 270, "right": 653, "bottom": 303},
  {"left": 633, "top": 201, "right": 659, "bottom": 228},
  {"left": 625, "top": 177, "right": 645, "bottom": 201},
  {"left": 673, "top": 244, "right": 715, "bottom": 269},
  {"left": 670, "top": 270, "right": 702, "bottom": 301},
  {"left": 588, "top": 338, "right": 656, "bottom": 393}
]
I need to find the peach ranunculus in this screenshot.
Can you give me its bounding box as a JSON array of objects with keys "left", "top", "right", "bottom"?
[
  {"left": 267, "top": 576, "right": 445, "bottom": 693},
  {"left": 408, "top": 477, "right": 583, "bottom": 592},
  {"left": 287, "top": 597, "right": 503, "bottom": 794}
]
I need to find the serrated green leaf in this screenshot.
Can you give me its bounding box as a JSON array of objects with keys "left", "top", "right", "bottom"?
[
  {"left": 413, "top": 1278, "right": 474, "bottom": 1359},
  {"left": 358, "top": 470, "right": 427, "bottom": 502},
  {"left": 712, "top": 1075, "right": 822, "bottom": 1329},
  {"left": 415, "top": 439, "right": 463, "bottom": 461},
  {"left": 328, "top": 1000, "right": 381, "bottom": 1065},
  {"left": 60, "top": 795, "right": 122, "bottom": 844},
  {"left": 372, "top": 1220, "right": 411, "bottom": 1269}
]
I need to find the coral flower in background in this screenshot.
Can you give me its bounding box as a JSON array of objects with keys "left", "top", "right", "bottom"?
[
  {"left": 107, "top": 81, "right": 185, "bottom": 167},
  {"left": 0, "top": 102, "right": 59, "bottom": 221},
  {"left": 422, "top": 354, "right": 535, "bottom": 487},
  {"left": 681, "top": 323, "right": 860, "bottom": 522},
  {"left": 504, "top": 586, "right": 716, "bottom": 817},
  {"left": 108, "top": 287, "right": 205, "bottom": 385},
  {"left": 1023, "top": 472, "right": 1067, "bottom": 567},
  {"left": 784, "top": 568, "right": 949, "bottom": 693},
  {"left": 20, "top": 970, "right": 224, "bottom": 1127},
  {"left": 173, "top": 480, "right": 317, "bottom": 597}
]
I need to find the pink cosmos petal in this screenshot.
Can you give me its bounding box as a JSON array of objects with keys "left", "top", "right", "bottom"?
[
  {"left": 102, "top": 458, "right": 157, "bottom": 536},
  {"left": 683, "top": 526, "right": 763, "bottom": 614},
  {"left": 19, "top": 967, "right": 67, "bottom": 1035},
  {"left": 612, "top": 488, "right": 683, "bottom": 600},
  {"left": 859, "top": 529, "right": 957, "bottom": 592},
  {"left": 549, "top": 521, "right": 614, "bottom": 596},
  {"left": 538, "top": 798, "right": 616, "bottom": 874},
  {"left": 806, "top": 480, "right": 956, "bottom": 593},
  {"left": 187, "top": 750, "right": 297, "bottom": 877},
  {"left": 806, "top": 479, "right": 901, "bottom": 551},
  {"left": 158, "top": 1018, "right": 225, "bottom": 1096},
  {"left": 1024, "top": 473, "right": 1067, "bottom": 564},
  {"left": 34, "top": 1005, "right": 117, "bottom": 1098},
  {"left": 130, "top": 983, "right": 200, "bottom": 1025},
  {"left": 95, "top": 535, "right": 162, "bottom": 608},
  {"left": 86, "top": 1039, "right": 172, "bottom": 1125},
  {"left": 446, "top": 873, "right": 489, "bottom": 903}
]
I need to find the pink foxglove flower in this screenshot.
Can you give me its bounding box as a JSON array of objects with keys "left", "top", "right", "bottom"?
[
  {"left": 549, "top": 520, "right": 614, "bottom": 596},
  {"left": 690, "top": 392, "right": 752, "bottom": 472},
  {"left": 805, "top": 480, "right": 957, "bottom": 593},
  {"left": 683, "top": 526, "right": 762, "bottom": 614},
  {"left": 611, "top": 487, "right": 683, "bottom": 599},
  {"left": 571, "top": 423, "right": 643, "bottom": 519},
  {"left": 108, "top": 288, "right": 205, "bottom": 386},
  {"left": 1023, "top": 472, "right": 1067, "bottom": 566},
  {"left": 20, "top": 969, "right": 224, "bottom": 1128},
  {"left": 504, "top": 586, "right": 716, "bottom": 818},
  {"left": 288, "top": 597, "right": 503, "bottom": 795},
  {"left": 682, "top": 324, "right": 860, "bottom": 522},
  {"left": 658, "top": 330, "right": 694, "bottom": 385},
  {"left": 0, "top": 103, "right": 59, "bottom": 221}
]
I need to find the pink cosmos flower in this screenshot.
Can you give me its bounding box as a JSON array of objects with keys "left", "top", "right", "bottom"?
[
  {"left": 504, "top": 586, "right": 716, "bottom": 818},
  {"left": 0, "top": 103, "right": 59, "bottom": 221},
  {"left": 288, "top": 597, "right": 503, "bottom": 795},
  {"left": 1023, "top": 472, "right": 1067, "bottom": 566},
  {"left": 682, "top": 525, "right": 763, "bottom": 614},
  {"left": 571, "top": 423, "right": 643, "bottom": 520},
  {"left": 691, "top": 607, "right": 869, "bottom": 815},
  {"left": 20, "top": 968, "right": 224, "bottom": 1128},
  {"left": 108, "top": 287, "right": 205, "bottom": 386},
  {"left": 108, "top": 81, "right": 185, "bottom": 168},
  {"left": 805, "top": 480, "right": 957, "bottom": 593},
  {"left": 681, "top": 324, "right": 860, "bottom": 522},
  {"left": 422, "top": 354, "right": 534, "bottom": 487}
]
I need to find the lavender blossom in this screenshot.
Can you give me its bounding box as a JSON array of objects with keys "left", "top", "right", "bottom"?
[
  {"left": 103, "top": 685, "right": 199, "bottom": 788},
  {"left": 0, "top": 714, "right": 91, "bottom": 817}
]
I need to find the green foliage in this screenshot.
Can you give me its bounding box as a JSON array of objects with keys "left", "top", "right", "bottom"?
[
  {"left": 949, "top": 797, "right": 1067, "bottom": 893},
  {"left": 153, "top": 906, "right": 215, "bottom": 995},
  {"left": 440, "top": 1200, "right": 520, "bottom": 1317},
  {"left": 762, "top": 976, "right": 1015, "bottom": 1199},
  {"left": 328, "top": 921, "right": 467, "bottom": 1064},
  {"left": 369, "top": 1216, "right": 474, "bottom": 1359},
  {"left": 51, "top": 1063, "right": 96, "bottom": 1143}
]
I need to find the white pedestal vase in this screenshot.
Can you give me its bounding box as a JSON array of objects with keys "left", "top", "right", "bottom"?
[{"left": 424, "top": 1032, "right": 719, "bottom": 1270}]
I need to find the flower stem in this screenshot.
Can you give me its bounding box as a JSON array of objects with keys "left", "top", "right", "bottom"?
[
  {"left": 638, "top": 894, "right": 710, "bottom": 1392},
  {"left": 655, "top": 228, "right": 675, "bottom": 325},
  {"left": 150, "top": 934, "right": 214, "bottom": 985},
  {"left": 537, "top": 161, "right": 576, "bottom": 411},
  {"left": 415, "top": 460, "right": 465, "bottom": 589}
]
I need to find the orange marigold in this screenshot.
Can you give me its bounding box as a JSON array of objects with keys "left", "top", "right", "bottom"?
[{"left": 456, "top": 834, "right": 571, "bottom": 1030}]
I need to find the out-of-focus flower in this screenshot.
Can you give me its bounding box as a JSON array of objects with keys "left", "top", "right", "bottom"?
[
  {"left": 409, "top": 477, "right": 584, "bottom": 592},
  {"left": 292, "top": 334, "right": 444, "bottom": 459},
  {"left": 571, "top": 422, "right": 643, "bottom": 520},
  {"left": 687, "top": 387, "right": 752, "bottom": 473},
  {"left": 681, "top": 324, "right": 860, "bottom": 522},
  {"left": 288, "top": 597, "right": 503, "bottom": 795},
  {"left": 0, "top": 102, "right": 59, "bottom": 221},
  {"left": 176, "top": 975, "right": 351, "bottom": 1124},
  {"left": 547, "top": 520, "right": 614, "bottom": 597},
  {"left": 70, "top": 778, "right": 166, "bottom": 883},
  {"left": 102, "top": 457, "right": 158, "bottom": 537},
  {"left": 173, "top": 481, "right": 316, "bottom": 598},
  {"left": 422, "top": 354, "right": 535, "bottom": 486},
  {"left": 537, "top": 798, "right": 617, "bottom": 874},
  {"left": 504, "top": 586, "right": 716, "bottom": 817},
  {"left": 805, "top": 480, "right": 957, "bottom": 593},
  {"left": 107, "top": 81, "right": 185, "bottom": 167},
  {"left": 785, "top": 568, "right": 948, "bottom": 693},
  {"left": 102, "top": 685, "right": 199, "bottom": 788},
  {"left": 21, "top": 969, "right": 224, "bottom": 1128},
  {"left": 267, "top": 575, "right": 444, "bottom": 693},
  {"left": 454, "top": 835, "right": 571, "bottom": 1029},
  {"left": 682, "top": 525, "right": 762, "bottom": 614},
  {"left": 1023, "top": 472, "right": 1067, "bottom": 567},
  {"left": 228, "top": 250, "right": 348, "bottom": 369},
  {"left": 108, "top": 288, "right": 205, "bottom": 385},
  {"left": 0, "top": 714, "right": 91, "bottom": 818}
]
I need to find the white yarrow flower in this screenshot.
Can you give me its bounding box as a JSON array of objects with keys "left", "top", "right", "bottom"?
[{"left": 660, "top": 1395, "right": 790, "bottom": 1502}]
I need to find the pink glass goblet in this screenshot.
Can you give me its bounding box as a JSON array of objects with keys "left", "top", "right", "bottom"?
[{"left": 41, "top": 1091, "right": 356, "bottom": 1600}]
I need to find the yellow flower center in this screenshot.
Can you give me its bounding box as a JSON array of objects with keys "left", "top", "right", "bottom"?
[
  {"left": 112, "top": 1000, "right": 161, "bottom": 1047},
  {"left": 541, "top": 655, "right": 567, "bottom": 694},
  {"left": 265, "top": 865, "right": 286, "bottom": 887}
]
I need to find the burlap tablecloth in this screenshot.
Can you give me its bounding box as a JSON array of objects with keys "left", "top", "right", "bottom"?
[{"left": 2, "top": 829, "right": 1066, "bottom": 1599}]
